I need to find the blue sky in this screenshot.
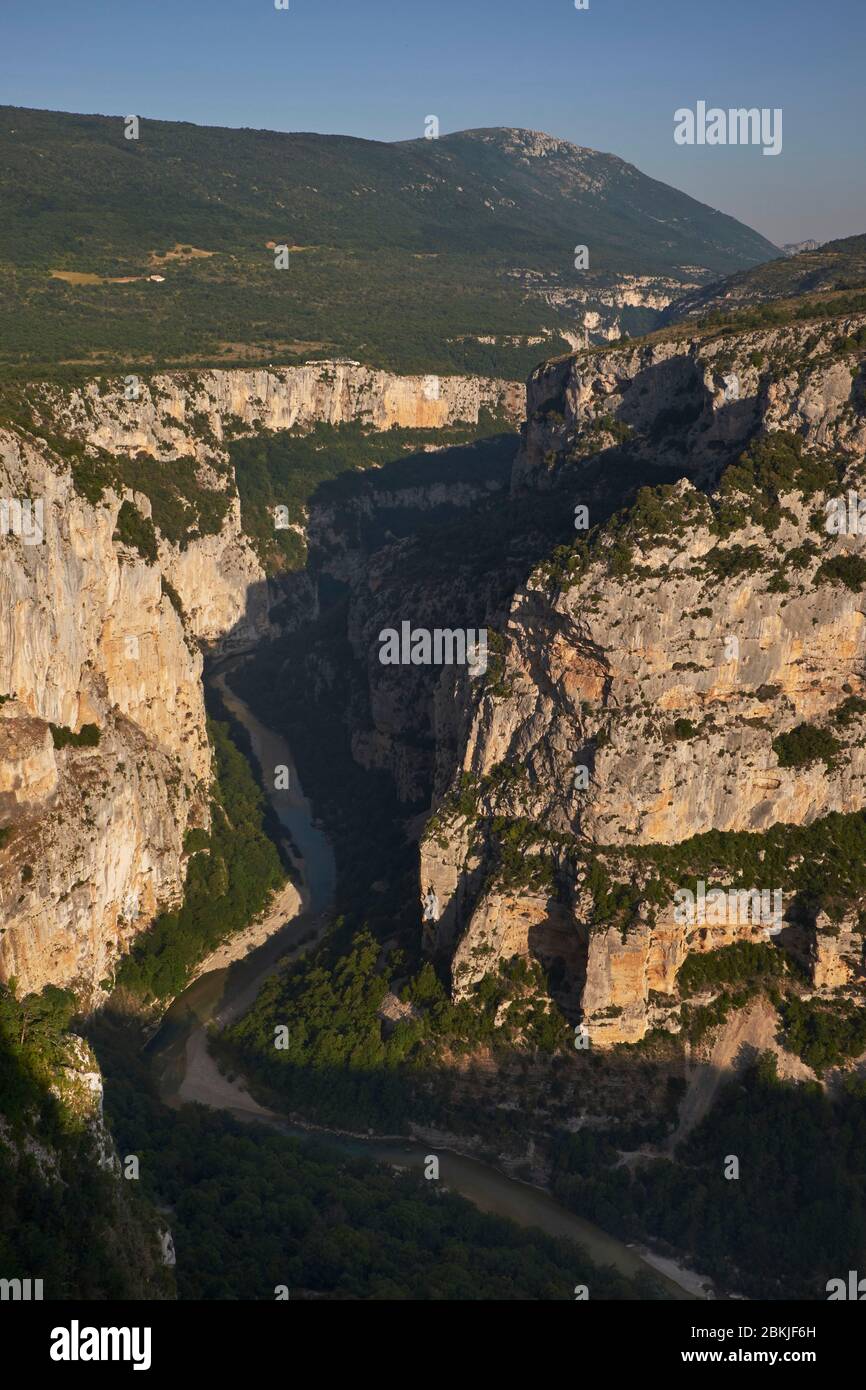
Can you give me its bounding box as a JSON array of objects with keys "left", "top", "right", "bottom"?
[{"left": 2, "top": 0, "right": 863, "bottom": 245}]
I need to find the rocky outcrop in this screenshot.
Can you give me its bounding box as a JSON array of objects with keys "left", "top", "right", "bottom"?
[
  {"left": 36, "top": 363, "right": 523, "bottom": 459},
  {"left": 345, "top": 546, "right": 511, "bottom": 803},
  {"left": 0, "top": 1027, "right": 174, "bottom": 1298},
  {"left": 0, "top": 428, "right": 210, "bottom": 998},
  {"left": 529, "top": 273, "right": 703, "bottom": 347},
  {"left": 158, "top": 494, "right": 270, "bottom": 650},
  {"left": 51, "top": 1034, "right": 121, "bottom": 1172},
  {"left": 515, "top": 314, "right": 866, "bottom": 493},
  {"left": 451, "top": 887, "right": 580, "bottom": 1000},
  {"left": 580, "top": 902, "right": 790, "bottom": 1045},
  {"left": 810, "top": 912, "right": 863, "bottom": 992},
  {"left": 448, "top": 503, "right": 866, "bottom": 848},
  {"left": 420, "top": 314, "right": 866, "bottom": 1042}
]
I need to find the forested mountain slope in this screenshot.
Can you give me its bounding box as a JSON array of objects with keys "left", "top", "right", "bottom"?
[
  {"left": 0, "top": 108, "right": 777, "bottom": 378},
  {"left": 665, "top": 233, "right": 866, "bottom": 325}
]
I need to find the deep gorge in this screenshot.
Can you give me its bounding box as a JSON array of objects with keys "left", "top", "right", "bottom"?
[{"left": 4, "top": 308, "right": 866, "bottom": 1299}]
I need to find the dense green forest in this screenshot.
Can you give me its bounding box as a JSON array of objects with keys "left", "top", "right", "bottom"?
[
  {"left": 0, "top": 106, "right": 776, "bottom": 379},
  {"left": 551, "top": 1055, "right": 866, "bottom": 1300},
  {"left": 0, "top": 982, "right": 170, "bottom": 1299},
  {"left": 778, "top": 995, "right": 866, "bottom": 1072},
  {"left": 218, "top": 929, "right": 570, "bottom": 1134},
  {"left": 1, "top": 980, "right": 663, "bottom": 1300},
  {"left": 88, "top": 1011, "right": 661, "bottom": 1301}
]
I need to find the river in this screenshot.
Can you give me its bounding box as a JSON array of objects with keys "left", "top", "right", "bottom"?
[{"left": 147, "top": 661, "right": 706, "bottom": 1301}]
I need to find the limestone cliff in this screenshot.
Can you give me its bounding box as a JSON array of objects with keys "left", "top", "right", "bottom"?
[
  {"left": 514, "top": 313, "right": 865, "bottom": 493},
  {"left": 1, "top": 362, "right": 520, "bottom": 998},
  {"left": 24, "top": 362, "right": 521, "bottom": 646},
  {"left": 39, "top": 363, "right": 522, "bottom": 455},
  {"left": 526, "top": 272, "right": 703, "bottom": 348},
  {"left": 419, "top": 314, "right": 866, "bottom": 1042},
  {"left": 0, "top": 426, "right": 211, "bottom": 997}
]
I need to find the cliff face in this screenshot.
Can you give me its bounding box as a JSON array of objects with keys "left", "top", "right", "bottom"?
[
  {"left": 26, "top": 363, "right": 522, "bottom": 647},
  {"left": 420, "top": 314, "right": 866, "bottom": 1042},
  {"left": 0, "top": 427, "right": 211, "bottom": 997},
  {"left": 1, "top": 362, "right": 521, "bottom": 999},
  {"left": 514, "top": 315, "right": 865, "bottom": 493},
  {"left": 5, "top": 325, "right": 865, "bottom": 1035},
  {"left": 344, "top": 534, "right": 516, "bottom": 802},
  {"left": 44, "top": 363, "right": 523, "bottom": 454},
  {"left": 528, "top": 272, "right": 703, "bottom": 348},
  {"left": 447, "top": 493, "right": 866, "bottom": 848}
]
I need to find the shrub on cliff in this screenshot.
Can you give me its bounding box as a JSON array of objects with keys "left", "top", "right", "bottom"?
[
  {"left": 779, "top": 996, "right": 866, "bottom": 1071},
  {"left": 113, "top": 499, "right": 158, "bottom": 564},
  {"left": 50, "top": 722, "right": 100, "bottom": 749},
  {"left": 816, "top": 553, "right": 866, "bottom": 591},
  {"left": 676, "top": 941, "right": 786, "bottom": 997},
  {"left": 772, "top": 722, "right": 841, "bottom": 769}
]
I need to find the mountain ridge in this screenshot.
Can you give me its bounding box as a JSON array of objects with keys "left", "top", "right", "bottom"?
[
  {"left": 0, "top": 105, "right": 777, "bottom": 379},
  {"left": 665, "top": 232, "right": 866, "bottom": 324}
]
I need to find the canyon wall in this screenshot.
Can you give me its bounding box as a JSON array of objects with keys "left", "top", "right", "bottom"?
[
  {"left": 26, "top": 362, "right": 522, "bottom": 647},
  {"left": 514, "top": 314, "right": 865, "bottom": 492},
  {"left": 6, "top": 321, "right": 866, "bottom": 1038},
  {"left": 419, "top": 315, "right": 866, "bottom": 1042},
  {"left": 528, "top": 271, "right": 701, "bottom": 347},
  {"left": 39, "top": 362, "right": 523, "bottom": 459},
  {"left": 0, "top": 426, "right": 211, "bottom": 997},
  {"left": 1, "top": 363, "right": 521, "bottom": 997}
]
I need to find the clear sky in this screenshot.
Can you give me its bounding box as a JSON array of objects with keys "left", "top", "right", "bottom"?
[{"left": 2, "top": 0, "right": 864, "bottom": 246}]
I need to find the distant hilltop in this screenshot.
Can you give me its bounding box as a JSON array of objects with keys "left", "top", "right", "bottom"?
[{"left": 783, "top": 239, "right": 822, "bottom": 255}]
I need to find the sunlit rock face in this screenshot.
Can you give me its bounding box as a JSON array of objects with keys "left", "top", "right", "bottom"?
[
  {"left": 419, "top": 315, "right": 866, "bottom": 1042},
  {"left": 0, "top": 428, "right": 210, "bottom": 998},
  {"left": 45, "top": 363, "right": 523, "bottom": 455},
  {"left": 454, "top": 506, "right": 866, "bottom": 849}
]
